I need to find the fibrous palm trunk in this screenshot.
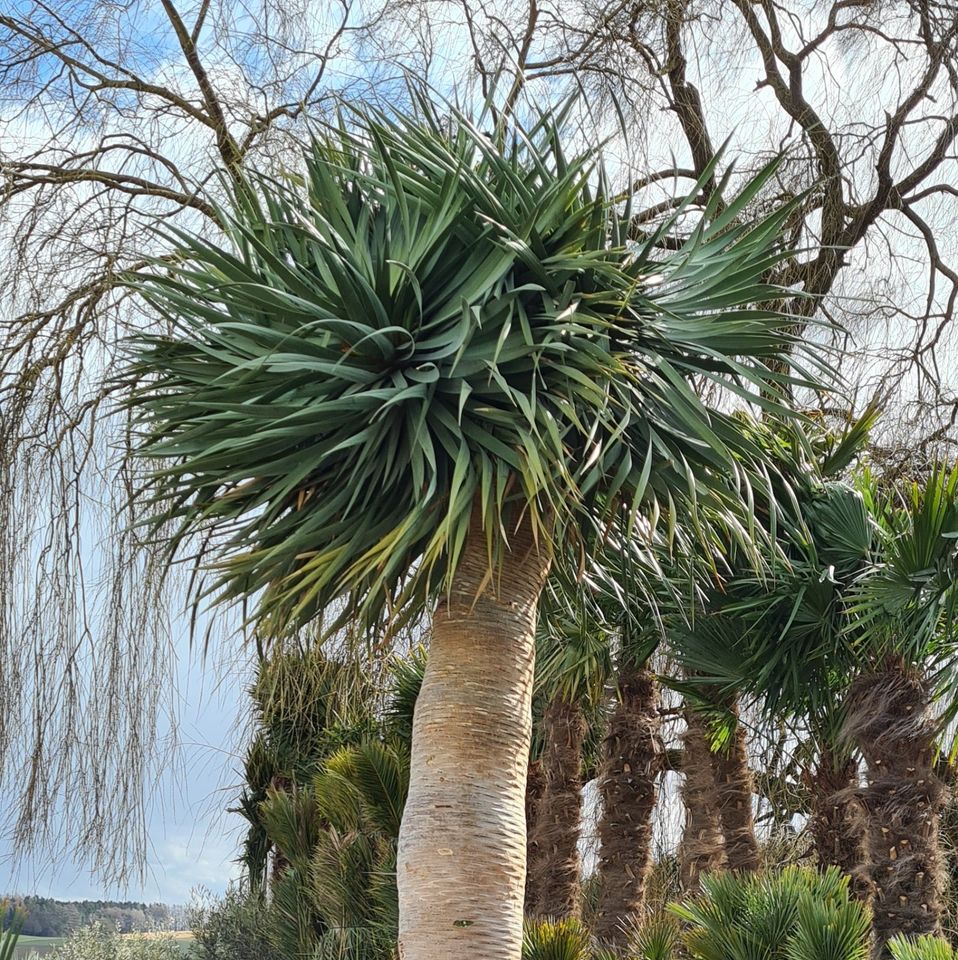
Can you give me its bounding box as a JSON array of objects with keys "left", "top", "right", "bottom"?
[
  {"left": 678, "top": 706, "right": 726, "bottom": 891},
  {"left": 397, "top": 513, "right": 551, "bottom": 960},
  {"left": 710, "top": 697, "right": 760, "bottom": 873},
  {"left": 525, "top": 756, "right": 547, "bottom": 908},
  {"left": 526, "top": 696, "right": 586, "bottom": 919},
  {"left": 844, "top": 657, "right": 946, "bottom": 957},
  {"left": 807, "top": 746, "right": 872, "bottom": 901},
  {"left": 593, "top": 667, "right": 662, "bottom": 948}
]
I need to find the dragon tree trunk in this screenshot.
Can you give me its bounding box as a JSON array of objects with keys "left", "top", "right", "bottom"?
[{"left": 397, "top": 511, "right": 551, "bottom": 960}]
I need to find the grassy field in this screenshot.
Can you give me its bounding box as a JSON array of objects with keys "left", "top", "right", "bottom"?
[
  {"left": 12, "top": 936, "right": 68, "bottom": 958},
  {"left": 12, "top": 932, "right": 194, "bottom": 959}
]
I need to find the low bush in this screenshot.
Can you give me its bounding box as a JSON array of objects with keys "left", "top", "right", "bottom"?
[
  {"left": 672, "top": 866, "right": 871, "bottom": 960},
  {"left": 188, "top": 887, "right": 280, "bottom": 960},
  {"left": 41, "top": 924, "right": 181, "bottom": 960},
  {"left": 523, "top": 917, "right": 592, "bottom": 960},
  {"left": 525, "top": 867, "right": 872, "bottom": 960}
]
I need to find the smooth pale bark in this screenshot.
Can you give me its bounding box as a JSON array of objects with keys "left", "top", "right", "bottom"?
[
  {"left": 397, "top": 513, "right": 551, "bottom": 960},
  {"left": 844, "top": 657, "right": 946, "bottom": 957},
  {"left": 593, "top": 667, "right": 663, "bottom": 947},
  {"left": 526, "top": 696, "right": 586, "bottom": 919},
  {"left": 710, "top": 697, "right": 760, "bottom": 873},
  {"left": 678, "top": 706, "right": 726, "bottom": 891}
]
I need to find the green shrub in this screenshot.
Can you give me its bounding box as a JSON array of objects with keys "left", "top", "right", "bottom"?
[
  {"left": 628, "top": 915, "right": 680, "bottom": 960},
  {"left": 671, "top": 866, "right": 871, "bottom": 960},
  {"left": 188, "top": 888, "right": 281, "bottom": 960},
  {"left": 888, "top": 936, "right": 958, "bottom": 960},
  {"left": 43, "top": 925, "right": 181, "bottom": 960},
  {"left": 522, "top": 917, "right": 592, "bottom": 960}
]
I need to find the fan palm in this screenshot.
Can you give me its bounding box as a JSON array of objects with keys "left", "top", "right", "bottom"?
[
  {"left": 670, "top": 486, "right": 869, "bottom": 878},
  {"left": 672, "top": 434, "right": 958, "bottom": 950},
  {"left": 125, "top": 96, "right": 831, "bottom": 960},
  {"left": 842, "top": 467, "right": 958, "bottom": 953},
  {"left": 673, "top": 866, "right": 871, "bottom": 960},
  {"left": 668, "top": 412, "right": 875, "bottom": 884}
]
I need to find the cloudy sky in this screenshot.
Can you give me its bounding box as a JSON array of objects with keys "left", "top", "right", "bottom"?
[
  {"left": 1, "top": 635, "right": 251, "bottom": 905},
  {"left": 3, "top": 0, "right": 958, "bottom": 909}
]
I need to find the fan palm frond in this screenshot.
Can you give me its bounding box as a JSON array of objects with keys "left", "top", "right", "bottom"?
[
  {"left": 844, "top": 465, "right": 958, "bottom": 670},
  {"left": 888, "top": 935, "right": 957, "bottom": 960},
  {"left": 666, "top": 411, "right": 876, "bottom": 725}
]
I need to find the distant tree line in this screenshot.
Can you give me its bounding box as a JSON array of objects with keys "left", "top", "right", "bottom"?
[{"left": 1, "top": 897, "right": 186, "bottom": 937}]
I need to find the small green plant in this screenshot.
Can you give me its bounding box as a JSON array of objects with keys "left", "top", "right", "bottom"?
[
  {"left": 888, "top": 936, "right": 958, "bottom": 960},
  {"left": 671, "top": 866, "right": 871, "bottom": 960},
  {"left": 1, "top": 905, "right": 24, "bottom": 960},
  {"left": 522, "top": 917, "right": 591, "bottom": 960},
  {"left": 789, "top": 895, "right": 869, "bottom": 960},
  {"left": 628, "top": 914, "right": 680, "bottom": 960}
]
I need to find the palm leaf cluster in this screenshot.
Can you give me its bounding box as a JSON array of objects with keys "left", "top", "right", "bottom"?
[
  {"left": 672, "top": 458, "right": 958, "bottom": 728},
  {"left": 233, "top": 646, "right": 382, "bottom": 890},
  {"left": 522, "top": 917, "right": 593, "bottom": 960},
  {"left": 664, "top": 410, "right": 879, "bottom": 726},
  {"left": 125, "top": 97, "right": 828, "bottom": 637},
  {"left": 672, "top": 867, "right": 870, "bottom": 960},
  {"left": 888, "top": 935, "right": 958, "bottom": 960},
  {"left": 262, "top": 739, "right": 408, "bottom": 960},
  {"left": 846, "top": 466, "right": 958, "bottom": 675}
]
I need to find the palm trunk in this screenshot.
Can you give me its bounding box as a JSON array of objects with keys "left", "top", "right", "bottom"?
[
  {"left": 844, "top": 657, "right": 946, "bottom": 956},
  {"left": 807, "top": 746, "right": 872, "bottom": 901},
  {"left": 678, "top": 706, "right": 726, "bottom": 891},
  {"left": 526, "top": 696, "right": 586, "bottom": 919},
  {"left": 397, "top": 513, "right": 551, "bottom": 960},
  {"left": 524, "top": 756, "right": 547, "bottom": 909},
  {"left": 710, "top": 697, "right": 760, "bottom": 872},
  {"left": 593, "top": 667, "right": 662, "bottom": 948}
]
